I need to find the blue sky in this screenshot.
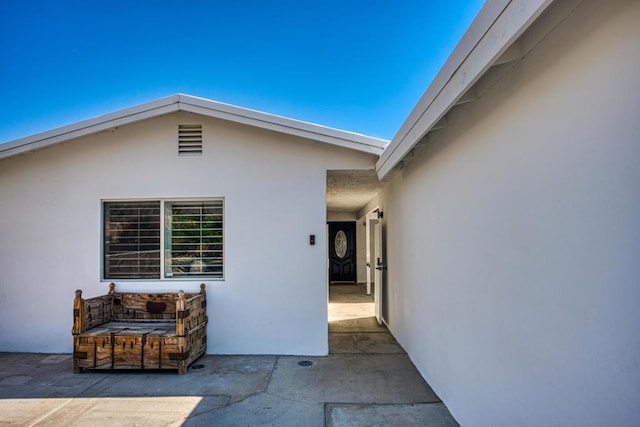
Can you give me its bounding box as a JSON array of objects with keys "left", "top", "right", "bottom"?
[{"left": 0, "top": 0, "right": 485, "bottom": 143}]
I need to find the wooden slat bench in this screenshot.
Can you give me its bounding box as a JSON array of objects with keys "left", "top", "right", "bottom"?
[{"left": 72, "top": 283, "right": 207, "bottom": 374}]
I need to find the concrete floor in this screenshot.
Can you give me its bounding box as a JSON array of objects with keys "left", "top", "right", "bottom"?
[{"left": 0, "top": 284, "right": 458, "bottom": 426}]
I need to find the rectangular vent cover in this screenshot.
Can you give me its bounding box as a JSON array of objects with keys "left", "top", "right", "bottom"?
[{"left": 178, "top": 124, "right": 203, "bottom": 155}]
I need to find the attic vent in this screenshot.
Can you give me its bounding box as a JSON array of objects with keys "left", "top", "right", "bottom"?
[{"left": 178, "top": 124, "right": 202, "bottom": 156}]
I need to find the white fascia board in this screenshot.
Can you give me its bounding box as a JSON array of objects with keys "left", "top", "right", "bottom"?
[
  {"left": 176, "top": 94, "right": 388, "bottom": 155},
  {"left": 376, "top": 0, "right": 555, "bottom": 179},
  {"left": 0, "top": 93, "right": 387, "bottom": 160},
  {"left": 0, "top": 95, "right": 181, "bottom": 160}
]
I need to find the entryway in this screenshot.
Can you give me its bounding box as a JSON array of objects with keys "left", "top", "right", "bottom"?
[
  {"left": 325, "top": 285, "right": 458, "bottom": 425},
  {"left": 328, "top": 283, "right": 398, "bottom": 354},
  {"left": 326, "top": 169, "right": 387, "bottom": 329}
]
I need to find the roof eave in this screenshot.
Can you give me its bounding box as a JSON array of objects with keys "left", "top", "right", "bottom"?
[
  {"left": 0, "top": 95, "right": 181, "bottom": 160},
  {"left": 376, "top": 0, "right": 555, "bottom": 179},
  {"left": 176, "top": 94, "right": 387, "bottom": 155},
  {"left": 0, "top": 94, "right": 387, "bottom": 161}
]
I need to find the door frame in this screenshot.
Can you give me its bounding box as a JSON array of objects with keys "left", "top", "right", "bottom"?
[
  {"left": 365, "top": 208, "right": 384, "bottom": 325},
  {"left": 327, "top": 221, "right": 357, "bottom": 283}
]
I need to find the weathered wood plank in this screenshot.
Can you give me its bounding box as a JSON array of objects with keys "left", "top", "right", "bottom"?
[{"left": 73, "top": 283, "right": 207, "bottom": 374}]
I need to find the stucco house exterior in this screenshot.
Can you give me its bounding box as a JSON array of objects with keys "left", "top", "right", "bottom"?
[
  {"left": 1, "top": 0, "right": 638, "bottom": 425},
  {"left": 0, "top": 94, "right": 386, "bottom": 357}
]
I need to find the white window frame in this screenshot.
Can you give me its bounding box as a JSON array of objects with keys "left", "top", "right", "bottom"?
[{"left": 101, "top": 197, "right": 224, "bottom": 281}]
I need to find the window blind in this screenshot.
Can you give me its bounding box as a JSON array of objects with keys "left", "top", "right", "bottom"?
[
  {"left": 164, "top": 200, "right": 223, "bottom": 278},
  {"left": 104, "top": 201, "right": 161, "bottom": 279}
]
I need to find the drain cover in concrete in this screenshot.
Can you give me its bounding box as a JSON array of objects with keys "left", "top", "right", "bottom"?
[
  {"left": 41, "top": 354, "right": 72, "bottom": 364},
  {"left": 327, "top": 403, "right": 459, "bottom": 427}
]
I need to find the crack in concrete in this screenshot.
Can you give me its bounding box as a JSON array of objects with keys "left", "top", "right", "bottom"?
[
  {"left": 262, "top": 390, "right": 319, "bottom": 407},
  {"left": 75, "top": 374, "right": 111, "bottom": 397},
  {"left": 186, "top": 355, "right": 279, "bottom": 421},
  {"left": 181, "top": 394, "right": 232, "bottom": 420},
  {"left": 226, "top": 355, "right": 279, "bottom": 405}
]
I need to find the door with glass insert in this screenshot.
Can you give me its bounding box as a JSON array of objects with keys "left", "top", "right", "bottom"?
[{"left": 328, "top": 221, "right": 357, "bottom": 283}]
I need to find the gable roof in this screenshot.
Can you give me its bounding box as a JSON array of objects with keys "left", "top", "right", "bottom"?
[
  {"left": 0, "top": 94, "right": 388, "bottom": 160},
  {"left": 376, "top": 0, "right": 555, "bottom": 179},
  {"left": 1, "top": 0, "right": 563, "bottom": 168}
]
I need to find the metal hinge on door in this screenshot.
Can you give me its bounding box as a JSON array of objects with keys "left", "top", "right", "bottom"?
[{"left": 375, "top": 258, "right": 387, "bottom": 271}]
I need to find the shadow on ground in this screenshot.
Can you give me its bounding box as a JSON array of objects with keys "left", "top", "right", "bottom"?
[{"left": 0, "top": 285, "right": 458, "bottom": 426}]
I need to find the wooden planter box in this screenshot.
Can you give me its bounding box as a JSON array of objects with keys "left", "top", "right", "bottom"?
[{"left": 72, "top": 283, "right": 207, "bottom": 374}]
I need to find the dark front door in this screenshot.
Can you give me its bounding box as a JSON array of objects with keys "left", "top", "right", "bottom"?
[{"left": 328, "top": 222, "right": 357, "bottom": 283}]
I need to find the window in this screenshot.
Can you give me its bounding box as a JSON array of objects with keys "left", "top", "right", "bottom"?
[
  {"left": 103, "top": 201, "right": 161, "bottom": 279},
  {"left": 103, "top": 199, "right": 223, "bottom": 280},
  {"left": 164, "top": 201, "right": 223, "bottom": 278}
]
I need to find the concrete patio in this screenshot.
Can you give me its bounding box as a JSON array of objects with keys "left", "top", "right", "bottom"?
[{"left": 0, "top": 285, "right": 458, "bottom": 426}]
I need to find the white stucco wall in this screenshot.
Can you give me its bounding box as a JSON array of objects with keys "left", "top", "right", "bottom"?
[
  {"left": 379, "top": 0, "right": 640, "bottom": 425},
  {"left": 0, "top": 111, "right": 375, "bottom": 355}
]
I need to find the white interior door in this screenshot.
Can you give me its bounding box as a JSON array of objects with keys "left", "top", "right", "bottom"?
[
  {"left": 374, "top": 220, "right": 383, "bottom": 325},
  {"left": 365, "top": 210, "right": 378, "bottom": 295}
]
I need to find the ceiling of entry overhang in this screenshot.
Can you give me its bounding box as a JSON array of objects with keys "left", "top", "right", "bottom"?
[{"left": 326, "top": 169, "right": 381, "bottom": 213}]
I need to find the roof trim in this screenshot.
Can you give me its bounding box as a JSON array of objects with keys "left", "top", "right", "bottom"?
[
  {"left": 0, "top": 94, "right": 388, "bottom": 160},
  {"left": 376, "top": 0, "right": 555, "bottom": 179}
]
